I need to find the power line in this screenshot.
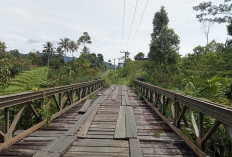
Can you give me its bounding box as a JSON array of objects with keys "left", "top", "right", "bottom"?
[
  {"left": 129, "top": 0, "right": 149, "bottom": 50},
  {"left": 125, "top": 0, "right": 139, "bottom": 50},
  {"left": 120, "top": 0, "right": 127, "bottom": 51}
]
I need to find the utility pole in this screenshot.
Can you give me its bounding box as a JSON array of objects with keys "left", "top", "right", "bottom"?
[
  {"left": 120, "top": 51, "right": 129, "bottom": 66},
  {"left": 113, "top": 59, "right": 116, "bottom": 70},
  {"left": 120, "top": 51, "right": 129, "bottom": 80}
]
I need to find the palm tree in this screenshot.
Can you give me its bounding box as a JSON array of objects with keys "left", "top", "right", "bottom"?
[
  {"left": 58, "top": 38, "right": 70, "bottom": 57},
  {"left": 43, "top": 42, "right": 54, "bottom": 69},
  {"left": 78, "top": 32, "right": 92, "bottom": 54},
  {"left": 69, "top": 40, "right": 78, "bottom": 58}
]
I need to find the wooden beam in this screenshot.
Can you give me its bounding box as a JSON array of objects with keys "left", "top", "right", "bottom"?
[
  {"left": 114, "top": 106, "right": 126, "bottom": 139},
  {"left": 143, "top": 97, "right": 206, "bottom": 157},
  {"left": 223, "top": 124, "right": 232, "bottom": 143},
  {"left": 202, "top": 120, "right": 221, "bottom": 143},
  {"left": 58, "top": 93, "right": 62, "bottom": 110},
  {"left": 125, "top": 93, "right": 131, "bottom": 106},
  {"left": 129, "top": 139, "right": 143, "bottom": 157},
  {"left": 0, "top": 86, "right": 103, "bottom": 150},
  {"left": 126, "top": 106, "right": 137, "bottom": 138},
  {"left": 189, "top": 109, "right": 199, "bottom": 137},
  {"left": 78, "top": 99, "right": 92, "bottom": 114},
  {"left": 4, "top": 107, "right": 9, "bottom": 134},
  {"left": 5, "top": 105, "right": 26, "bottom": 141},
  {"left": 174, "top": 102, "right": 180, "bottom": 127},
  {"left": 52, "top": 95, "right": 61, "bottom": 111},
  {"left": 28, "top": 102, "right": 40, "bottom": 120},
  {"left": 177, "top": 106, "right": 187, "bottom": 127},
  {"left": 112, "top": 86, "right": 119, "bottom": 101},
  {"left": 46, "top": 97, "right": 53, "bottom": 109},
  {"left": 198, "top": 113, "right": 204, "bottom": 150},
  {"left": 77, "top": 103, "right": 100, "bottom": 138}
]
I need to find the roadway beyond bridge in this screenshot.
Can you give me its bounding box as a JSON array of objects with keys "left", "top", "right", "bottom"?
[{"left": 0, "top": 85, "right": 196, "bottom": 157}]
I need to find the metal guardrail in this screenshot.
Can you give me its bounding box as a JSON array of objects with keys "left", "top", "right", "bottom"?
[
  {"left": 0, "top": 79, "right": 104, "bottom": 147},
  {"left": 134, "top": 80, "right": 232, "bottom": 157}
]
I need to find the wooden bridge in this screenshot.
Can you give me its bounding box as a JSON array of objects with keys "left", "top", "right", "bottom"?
[{"left": 0, "top": 80, "right": 231, "bottom": 157}]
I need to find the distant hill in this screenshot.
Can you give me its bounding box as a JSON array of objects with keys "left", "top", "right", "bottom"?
[
  {"left": 64, "top": 56, "right": 75, "bottom": 62},
  {"left": 16, "top": 52, "right": 116, "bottom": 68}
]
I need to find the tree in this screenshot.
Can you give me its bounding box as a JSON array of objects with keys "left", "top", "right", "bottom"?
[
  {"left": 193, "top": 0, "right": 232, "bottom": 24},
  {"left": 134, "top": 52, "right": 145, "bottom": 60},
  {"left": 148, "top": 6, "right": 180, "bottom": 65},
  {"left": 58, "top": 38, "right": 70, "bottom": 56},
  {"left": 201, "top": 21, "right": 214, "bottom": 45},
  {"left": 50, "top": 49, "right": 65, "bottom": 69},
  {"left": 78, "top": 32, "right": 92, "bottom": 54},
  {"left": 97, "top": 54, "right": 104, "bottom": 62},
  {"left": 193, "top": 0, "right": 232, "bottom": 35},
  {"left": 69, "top": 40, "right": 79, "bottom": 58},
  {"left": 0, "top": 41, "right": 6, "bottom": 57},
  {"left": 43, "top": 42, "right": 54, "bottom": 69},
  {"left": 28, "top": 51, "right": 43, "bottom": 66}
]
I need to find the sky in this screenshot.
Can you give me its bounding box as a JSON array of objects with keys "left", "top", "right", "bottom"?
[{"left": 0, "top": 0, "right": 228, "bottom": 63}]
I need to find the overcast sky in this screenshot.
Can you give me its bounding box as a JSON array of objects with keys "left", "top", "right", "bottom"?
[{"left": 0, "top": 0, "right": 228, "bottom": 63}]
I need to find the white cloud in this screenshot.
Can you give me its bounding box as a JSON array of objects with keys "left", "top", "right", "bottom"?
[{"left": 0, "top": 0, "right": 229, "bottom": 63}]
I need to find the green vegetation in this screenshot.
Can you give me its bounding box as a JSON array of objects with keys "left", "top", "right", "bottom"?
[
  {"left": 104, "top": 6, "right": 232, "bottom": 156},
  {"left": 0, "top": 1, "right": 232, "bottom": 155},
  {"left": 1, "top": 67, "right": 48, "bottom": 95},
  {"left": 105, "top": 60, "right": 146, "bottom": 86},
  {"left": 0, "top": 32, "right": 106, "bottom": 96},
  {"left": 0, "top": 32, "right": 106, "bottom": 137}
]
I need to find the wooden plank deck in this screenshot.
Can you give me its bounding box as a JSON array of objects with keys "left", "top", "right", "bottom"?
[{"left": 0, "top": 85, "right": 196, "bottom": 157}]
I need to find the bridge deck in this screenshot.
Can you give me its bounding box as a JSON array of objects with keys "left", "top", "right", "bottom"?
[{"left": 0, "top": 85, "right": 196, "bottom": 157}]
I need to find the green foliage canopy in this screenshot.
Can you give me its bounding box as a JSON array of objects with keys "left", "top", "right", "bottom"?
[{"left": 148, "top": 6, "right": 180, "bottom": 65}]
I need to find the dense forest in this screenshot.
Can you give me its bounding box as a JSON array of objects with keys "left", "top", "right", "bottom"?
[{"left": 1, "top": 0, "right": 232, "bottom": 156}]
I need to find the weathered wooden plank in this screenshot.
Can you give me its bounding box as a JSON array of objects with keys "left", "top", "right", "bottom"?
[
  {"left": 63, "top": 152, "right": 129, "bottom": 157},
  {"left": 122, "top": 96, "right": 126, "bottom": 106},
  {"left": 112, "top": 86, "right": 119, "bottom": 101},
  {"left": 34, "top": 87, "right": 113, "bottom": 157},
  {"left": 189, "top": 109, "right": 199, "bottom": 137},
  {"left": 138, "top": 135, "right": 183, "bottom": 142},
  {"left": 77, "top": 104, "right": 100, "bottom": 138},
  {"left": 78, "top": 99, "right": 92, "bottom": 114},
  {"left": 4, "top": 104, "right": 26, "bottom": 141},
  {"left": 129, "top": 139, "right": 143, "bottom": 157},
  {"left": 65, "top": 98, "right": 103, "bottom": 136},
  {"left": 85, "top": 134, "right": 113, "bottom": 139},
  {"left": 126, "top": 106, "right": 137, "bottom": 138},
  {"left": 122, "top": 85, "right": 127, "bottom": 91},
  {"left": 89, "top": 124, "right": 115, "bottom": 129},
  {"left": 72, "top": 139, "right": 128, "bottom": 147},
  {"left": 68, "top": 146, "right": 129, "bottom": 153},
  {"left": 87, "top": 131, "right": 114, "bottom": 135},
  {"left": 125, "top": 93, "right": 131, "bottom": 106},
  {"left": 50, "top": 136, "right": 76, "bottom": 154},
  {"left": 103, "top": 86, "right": 114, "bottom": 96},
  {"left": 114, "top": 106, "right": 126, "bottom": 139}
]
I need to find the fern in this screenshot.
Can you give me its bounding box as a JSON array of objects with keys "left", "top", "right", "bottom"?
[{"left": 0, "top": 67, "right": 48, "bottom": 95}]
